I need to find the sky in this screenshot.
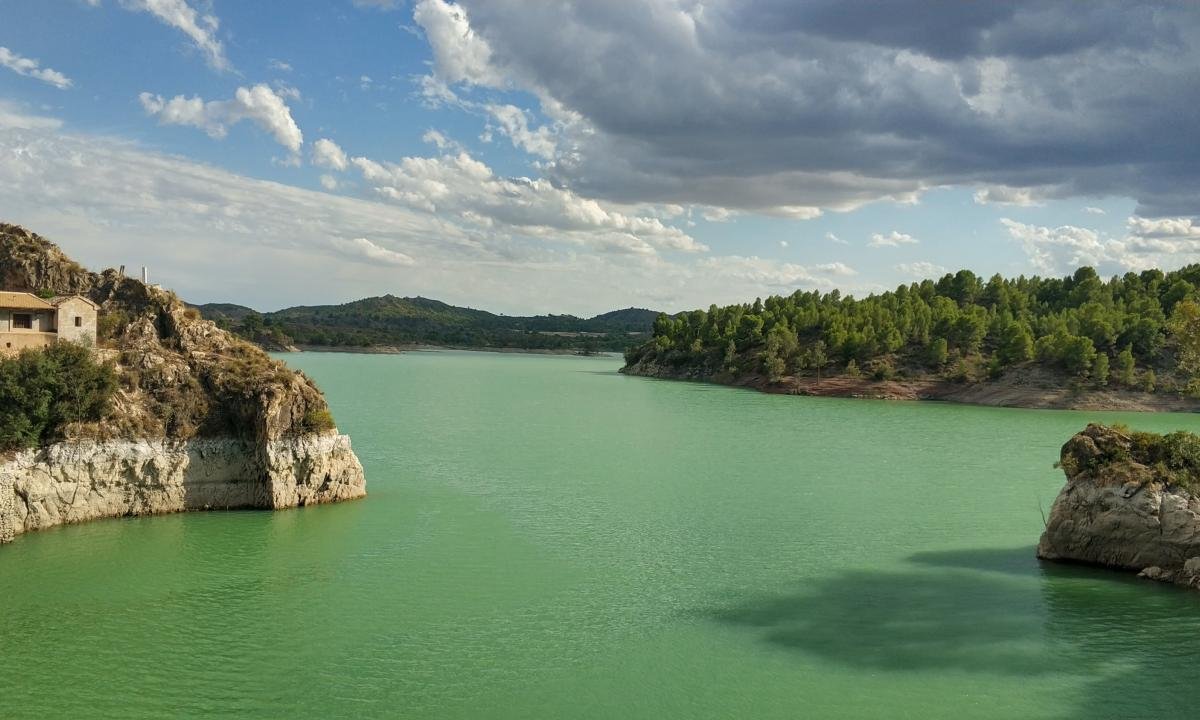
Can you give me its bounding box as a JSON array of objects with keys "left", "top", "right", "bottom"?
[{"left": 0, "top": 1, "right": 1197, "bottom": 316}]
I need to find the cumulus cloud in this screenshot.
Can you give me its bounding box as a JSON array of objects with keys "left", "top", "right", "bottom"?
[
  {"left": 349, "top": 148, "right": 708, "bottom": 255},
  {"left": 896, "top": 261, "right": 947, "bottom": 279},
  {"left": 0, "top": 106, "right": 871, "bottom": 315},
  {"left": 409, "top": 0, "right": 1200, "bottom": 219},
  {"left": 484, "top": 103, "right": 556, "bottom": 159},
  {"left": 868, "top": 231, "right": 918, "bottom": 248},
  {"left": 1000, "top": 218, "right": 1112, "bottom": 274},
  {"left": 330, "top": 237, "right": 414, "bottom": 266},
  {"left": 139, "top": 84, "right": 304, "bottom": 153},
  {"left": 0, "top": 47, "right": 73, "bottom": 89},
  {"left": 312, "top": 138, "right": 349, "bottom": 171},
  {"left": 119, "top": 0, "right": 229, "bottom": 71},
  {"left": 695, "top": 256, "right": 849, "bottom": 289},
  {"left": 973, "top": 186, "right": 1042, "bottom": 207}
]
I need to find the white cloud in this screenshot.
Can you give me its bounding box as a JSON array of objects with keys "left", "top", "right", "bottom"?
[
  {"left": 319, "top": 174, "right": 339, "bottom": 191},
  {"left": 1126, "top": 216, "right": 1200, "bottom": 240},
  {"left": 139, "top": 84, "right": 304, "bottom": 153},
  {"left": 268, "top": 59, "right": 293, "bottom": 73},
  {"left": 412, "top": 0, "right": 503, "bottom": 87},
  {"left": 825, "top": 232, "right": 847, "bottom": 245},
  {"left": 349, "top": 148, "right": 707, "bottom": 255},
  {"left": 312, "top": 138, "right": 349, "bottom": 171},
  {"left": 778, "top": 240, "right": 788, "bottom": 248},
  {"left": 701, "top": 207, "right": 735, "bottom": 223},
  {"left": 1001, "top": 218, "right": 1117, "bottom": 274},
  {"left": 973, "top": 185, "right": 1042, "bottom": 207},
  {"left": 484, "top": 103, "right": 556, "bottom": 159},
  {"left": 815, "top": 262, "right": 857, "bottom": 276},
  {"left": 868, "top": 231, "right": 918, "bottom": 248},
  {"left": 119, "top": 0, "right": 229, "bottom": 71},
  {"left": 1084, "top": 206, "right": 1106, "bottom": 215},
  {"left": 330, "top": 237, "right": 414, "bottom": 266},
  {"left": 352, "top": 0, "right": 402, "bottom": 9},
  {"left": 695, "top": 256, "right": 847, "bottom": 289},
  {"left": 896, "top": 261, "right": 947, "bottom": 278},
  {"left": 0, "top": 106, "right": 869, "bottom": 315},
  {"left": 0, "top": 47, "right": 73, "bottom": 89}
]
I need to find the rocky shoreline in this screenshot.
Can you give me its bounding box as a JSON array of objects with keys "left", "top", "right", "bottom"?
[
  {"left": 621, "top": 359, "right": 1200, "bottom": 413},
  {"left": 0, "top": 433, "right": 365, "bottom": 544}
]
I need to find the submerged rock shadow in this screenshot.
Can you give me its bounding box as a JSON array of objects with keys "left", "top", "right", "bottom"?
[{"left": 705, "top": 546, "right": 1200, "bottom": 718}]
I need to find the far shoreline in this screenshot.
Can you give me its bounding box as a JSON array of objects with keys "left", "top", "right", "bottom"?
[
  {"left": 620, "top": 363, "right": 1200, "bottom": 413},
  {"left": 282, "top": 343, "right": 621, "bottom": 358}
]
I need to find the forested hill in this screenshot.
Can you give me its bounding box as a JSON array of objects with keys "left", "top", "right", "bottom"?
[
  {"left": 195, "top": 295, "right": 660, "bottom": 353},
  {"left": 622, "top": 266, "right": 1200, "bottom": 398}
]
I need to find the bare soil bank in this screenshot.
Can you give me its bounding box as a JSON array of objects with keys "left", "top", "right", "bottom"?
[{"left": 622, "top": 362, "right": 1200, "bottom": 413}]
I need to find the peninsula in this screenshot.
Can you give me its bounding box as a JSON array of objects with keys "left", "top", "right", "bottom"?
[
  {"left": 622, "top": 267, "right": 1200, "bottom": 411},
  {"left": 0, "top": 223, "right": 366, "bottom": 544}
]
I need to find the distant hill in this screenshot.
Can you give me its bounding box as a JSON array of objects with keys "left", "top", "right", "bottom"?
[{"left": 194, "top": 296, "right": 663, "bottom": 353}]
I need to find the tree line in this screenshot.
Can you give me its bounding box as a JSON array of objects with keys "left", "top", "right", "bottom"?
[{"left": 625, "top": 266, "right": 1200, "bottom": 393}]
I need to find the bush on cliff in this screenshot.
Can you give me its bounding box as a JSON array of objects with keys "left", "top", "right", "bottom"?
[{"left": 0, "top": 343, "right": 117, "bottom": 451}]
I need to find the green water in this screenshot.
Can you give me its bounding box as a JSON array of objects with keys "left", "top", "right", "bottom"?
[{"left": 3, "top": 351, "right": 1200, "bottom": 719}]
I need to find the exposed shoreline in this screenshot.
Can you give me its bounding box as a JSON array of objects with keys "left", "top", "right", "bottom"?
[{"left": 620, "top": 361, "right": 1200, "bottom": 413}]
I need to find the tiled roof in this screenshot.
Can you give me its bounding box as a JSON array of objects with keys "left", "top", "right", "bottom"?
[
  {"left": 0, "top": 291, "right": 55, "bottom": 310},
  {"left": 50, "top": 295, "right": 99, "bottom": 308}
]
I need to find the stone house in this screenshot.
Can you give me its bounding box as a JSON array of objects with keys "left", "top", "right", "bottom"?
[{"left": 0, "top": 291, "right": 98, "bottom": 356}]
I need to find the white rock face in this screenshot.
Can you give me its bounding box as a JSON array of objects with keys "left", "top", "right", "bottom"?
[{"left": 0, "top": 433, "right": 365, "bottom": 543}]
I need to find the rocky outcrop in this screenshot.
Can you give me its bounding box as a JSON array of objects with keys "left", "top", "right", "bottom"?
[
  {"left": 1037, "top": 424, "right": 1200, "bottom": 588},
  {"left": 0, "top": 433, "right": 365, "bottom": 543},
  {"left": 0, "top": 224, "right": 95, "bottom": 294},
  {"left": 0, "top": 223, "right": 368, "bottom": 544}
]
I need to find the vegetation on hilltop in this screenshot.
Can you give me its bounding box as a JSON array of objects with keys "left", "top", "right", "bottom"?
[
  {"left": 197, "top": 296, "right": 660, "bottom": 353},
  {"left": 624, "top": 266, "right": 1200, "bottom": 395}
]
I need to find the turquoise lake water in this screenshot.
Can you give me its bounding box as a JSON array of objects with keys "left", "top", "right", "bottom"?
[{"left": 2, "top": 350, "right": 1200, "bottom": 719}]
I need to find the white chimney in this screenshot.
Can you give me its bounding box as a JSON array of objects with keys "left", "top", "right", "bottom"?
[{"left": 141, "top": 266, "right": 149, "bottom": 284}]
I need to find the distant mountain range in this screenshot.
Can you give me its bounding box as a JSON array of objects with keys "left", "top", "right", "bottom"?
[{"left": 194, "top": 295, "right": 662, "bottom": 353}]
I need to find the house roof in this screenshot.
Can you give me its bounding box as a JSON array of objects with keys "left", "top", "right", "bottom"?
[
  {"left": 0, "top": 291, "right": 55, "bottom": 310},
  {"left": 50, "top": 295, "right": 99, "bottom": 309}
]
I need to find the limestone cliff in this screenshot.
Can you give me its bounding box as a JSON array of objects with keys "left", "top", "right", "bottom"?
[
  {"left": 0, "top": 223, "right": 366, "bottom": 544},
  {"left": 1037, "top": 424, "right": 1200, "bottom": 588}
]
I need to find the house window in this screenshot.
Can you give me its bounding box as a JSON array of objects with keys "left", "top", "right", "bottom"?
[
  {"left": 12, "top": 313, "right": 32, "bottom": 330},
  {"left": 75, "top": 317, "right": 83, "bottom": 327}
]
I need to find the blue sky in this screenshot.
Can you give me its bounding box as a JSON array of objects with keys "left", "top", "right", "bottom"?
[{"left": 0, "top": 1, "right": 1195, "bottom": 315}]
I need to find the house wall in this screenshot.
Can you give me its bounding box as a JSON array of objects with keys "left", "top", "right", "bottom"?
[
  {"left": 0, "top": 308, "right": 58, "bottom": 356},
  {"left": 0, "top": 331, "right": 56, "bottom": 355},
  {"left": 55, "top": 298, "right": 97, "bottom": 346}
]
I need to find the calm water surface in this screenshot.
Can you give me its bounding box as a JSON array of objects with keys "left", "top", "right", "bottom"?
[{"left": 3, "top": 351, "right": 1200, "bottom": 719}]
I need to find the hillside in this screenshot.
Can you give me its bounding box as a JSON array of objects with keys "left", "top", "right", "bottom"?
[
  {"left": 196, "top": 296, "right": 661, "bottom": 353},
  {"left": 622, "top": 266, "right": 1200, "bottom": 411}
]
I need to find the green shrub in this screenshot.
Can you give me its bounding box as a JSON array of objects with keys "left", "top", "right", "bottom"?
[
  {"left": 302, "top": 408, "right": 336, "bottom": 433},
  {"left": 0, "top": 343, "right": 117, "bottom": 451}
]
